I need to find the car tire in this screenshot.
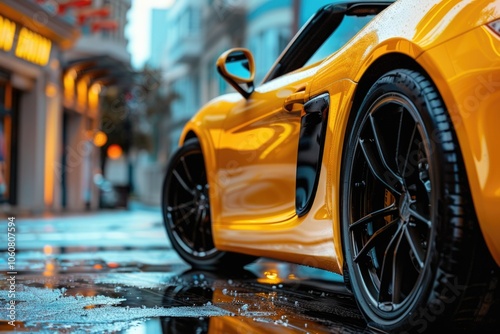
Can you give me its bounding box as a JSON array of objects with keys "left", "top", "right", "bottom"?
[
  {"left": 162, "top": 138, "right": 256, "bottom": 270},
  {"left": 341, "top": 69, "right": 499, "bottom": 332}
]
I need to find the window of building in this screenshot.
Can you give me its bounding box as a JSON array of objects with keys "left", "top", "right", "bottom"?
[{"left": 188, "top": 7, "right": 200, "bottom": 34}]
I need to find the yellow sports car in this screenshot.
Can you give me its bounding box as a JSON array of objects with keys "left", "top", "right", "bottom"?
[{"left": 162, "top": 0, "right": 500, "bottom": 331}]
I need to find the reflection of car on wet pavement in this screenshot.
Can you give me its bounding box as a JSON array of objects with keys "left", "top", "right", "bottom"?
[
  {"left": 162, "top": 0, "right": 500, "bottom": 332},
  {"left": 159, "top": 267, "right": 365, "bottom": 334}
]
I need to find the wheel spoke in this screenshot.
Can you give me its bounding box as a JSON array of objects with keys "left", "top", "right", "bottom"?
[
  {"left": 349, "top": 203, "right": 398, "bottom": 231},
  {"left": 409, "top": 208, "right": 431, "bottom": 228},
  {"left": 181, "top": 156, "right": 196, "bottom": 188},
  {"left": 173, "top": 169, "right": 195, "bottom": 194},
  {"left": 353, "top": 219, "right": 399, "bottom": 263},
  {"left": 166, "top": 200, "right": 196, "bottom": 212},
  {"left": 370, "top": 115, "right": 403, "bottom": 185},
  {"left": 404, "top": 226, "right": 425, "bottom": 270},
  {"left": 378, "top": 224, "right": 404, "bottom": 304},
  {"left": 401, "top": 122, "right": 417, "bottom": 179},
  {"left": 391, "top": 230, "right": 406, "bottom": 304},
  {"left": 394, "top": 106, "right": 405, "bottom": 175},
  {"left": 200, "top": 209, "right": 208, "bottom": 251},
  {"left": 359, "top": 138, "right": 402, "bottom": 196},
  {"left": 191, "top": 208, "right": 203, "bottom": 248},
  {"left": 173, "top": 207, "right": 196, "bottom": 227}
]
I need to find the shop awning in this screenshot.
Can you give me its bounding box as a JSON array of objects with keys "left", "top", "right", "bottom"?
[{"left": 64, "top": 55, "right": 136, "bottom": 89}]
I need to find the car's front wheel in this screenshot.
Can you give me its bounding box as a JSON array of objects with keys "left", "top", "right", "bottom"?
[
  {"left": 341, "top": 69, "right": 499, "bottom": 332},
  {"left": 162, "top": 138, "right": 255, "bottom": 269}
]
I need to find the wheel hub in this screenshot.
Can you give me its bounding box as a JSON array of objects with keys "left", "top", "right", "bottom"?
[
  {"left": 399, "top": 191, "right": 412, "bottom": 223},
  {"left": 194, "top": 185, "right": 209, "bottom": 211}
]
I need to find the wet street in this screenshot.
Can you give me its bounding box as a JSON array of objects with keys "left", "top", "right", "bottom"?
[{"left": 0, "top": 204, "right": 370, "bottom": 333}]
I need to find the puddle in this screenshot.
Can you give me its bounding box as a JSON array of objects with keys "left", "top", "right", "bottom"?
[
  {"left": 0, "top": 286, "right": 232, "bottom": 333},
  {"left": 0, "top": 212, "right": 368, "bottom": 333}
]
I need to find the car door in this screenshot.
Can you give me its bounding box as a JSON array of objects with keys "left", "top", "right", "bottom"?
[
  {"left": 217, "top": 70, "right": 315, "bottom": 225},
  {"left": 215, "top": 5, "right": 350, "bottom": 226}
]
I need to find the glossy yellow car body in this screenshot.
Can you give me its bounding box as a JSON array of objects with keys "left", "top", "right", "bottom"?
[
  {"left": 178, "top": 0, "right": 500, "bottom": 271},
  {"left": 159, "top": 0, "right": 500, "bottom": 331}
]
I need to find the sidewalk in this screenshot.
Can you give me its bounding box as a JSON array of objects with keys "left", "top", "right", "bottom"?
[
  {"left": 0, "top": 198, "right": 162, "bottom": 217},
  {"left": 0, "top": 200, "right": 169, "bottom": 251}
]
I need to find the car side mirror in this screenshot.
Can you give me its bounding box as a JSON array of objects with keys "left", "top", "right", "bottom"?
[{"left": 217, "top": 48, "right": 255, "bottom": 99}]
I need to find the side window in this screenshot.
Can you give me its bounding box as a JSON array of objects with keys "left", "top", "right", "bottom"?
[
  {"left": 304, "top": 14, "right": 375, "bottom": 67},
  {"left": 263, "top": 4, "right": 389, "bottom": 83}
]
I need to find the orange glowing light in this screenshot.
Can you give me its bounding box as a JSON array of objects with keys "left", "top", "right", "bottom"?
[
  {"left": 43, "top": 245, "right": 53, "bottom": 255},
  {"left": 88, "top": 83, "right": 101, "bottom": 110},
  {"left": 257, "top": 270, "right": 283, "bottom": 284},
  {"left": 43, "top": 260, "right": 56, "bottom": 277},
  {"left": 265, "top": 271, "right": 278, "bottom": 280},
  {"left": 45, "top": 83, "right": 57, "bottom": 97},
  {"left": 107, "top": 144, "right": 122, "bottom": 160},
  {"left": 93, "top": 131, "right": 107, "bottom": 147},
  {"left": 64, "top": 69, "right": 77, "bottom": 102},
  {"left": 77, "top": 76, "right": 88, "bottom": 108},
  {"left": 93, "top": 264, "right": 103, "bottom": 270},
  {"left": 107, "top": 262, "right": 119, "bottom": 268}
]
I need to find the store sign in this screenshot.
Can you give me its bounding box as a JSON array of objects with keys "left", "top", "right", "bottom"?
[
  {"left": 0, "top": 16, "right": 16, "bottom": 52},
  {"left": 15, "top": 28, "right": 52, "bottom": 66},
  {"left": 0, "top": 15, "right": 52, "bottom": 67}
]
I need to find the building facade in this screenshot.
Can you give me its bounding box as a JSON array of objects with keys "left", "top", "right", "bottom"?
[
  {"left": 246, "top": 0, "right": 293, "bottom": 84},
  {"left": 148, "top": 8, "right": 168, "bottom": 69},
  {"left": 162, "top": 0, "right": 204, "bottom": 156},
  {"left": 0, "top": 0, "right": 79, "bottom": 214},
  {"left": 61, "top": 0, "right": 132, "bottom": 211},
  {"left": 0, "top": 0, "right": 132, "bottom": 215},
  {"left": 159, "top": 0, "right": 247, "bottom": 157}
]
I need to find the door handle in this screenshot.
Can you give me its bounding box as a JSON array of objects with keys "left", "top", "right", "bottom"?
[{"left": 284, "top": 90, "right": 307, "bottom": 112}]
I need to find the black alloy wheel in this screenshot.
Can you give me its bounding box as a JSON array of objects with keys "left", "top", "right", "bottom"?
[
  {"left": 341, "top": 69, "right": 499, "bottom": 332},
  {"left": 162, "top": 138, "right": 256, "bottom": 269}
]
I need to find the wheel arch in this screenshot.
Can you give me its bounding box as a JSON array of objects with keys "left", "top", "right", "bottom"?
[
  {"left": 178, "top": 125, "right": 223, "bottom": 231},
  {"left": 181, "top": 130, "right": 199, "bottom": 145},
  {"left": 179, "top": 127, "right": 215, "bottom": 174},
  {"left": 348, "top": 53, "right": 430, "bottom": 132}
]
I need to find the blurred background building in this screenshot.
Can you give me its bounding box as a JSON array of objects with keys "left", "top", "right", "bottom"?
[
  {"left": 60, "top": 0, "right": 133, "bottom": 212},
  {"left": 0, "top": 0, "right": 78, "bottom": 214},
  {"left": 148, "top": 8, "right": 168, "bottom": 69},
  {"left": 0, "top": 0, "right": 134, "bottom": 214}
]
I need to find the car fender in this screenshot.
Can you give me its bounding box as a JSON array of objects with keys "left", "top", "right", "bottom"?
[{"left": 178, "top": 93, "right": 243, "bottom": 223}]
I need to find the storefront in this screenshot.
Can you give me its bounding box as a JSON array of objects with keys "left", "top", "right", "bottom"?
[{"left": 0, "top": 0, "right": 78, "bottom": 214}]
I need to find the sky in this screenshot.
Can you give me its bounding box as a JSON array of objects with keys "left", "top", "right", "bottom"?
[{"left": 126, "top": 0, "right": 174, "bottom": 69}]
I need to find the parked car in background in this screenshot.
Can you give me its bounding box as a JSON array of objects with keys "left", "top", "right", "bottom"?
[{"left": 162, "top": 0, "right": 500, "bottom": 332}]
